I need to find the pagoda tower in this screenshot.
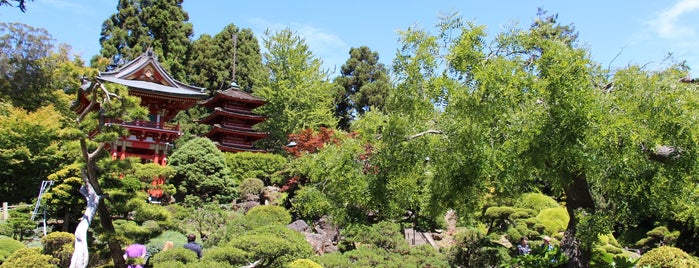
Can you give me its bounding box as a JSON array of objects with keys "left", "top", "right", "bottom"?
[
  {"left": 199, "top": 83, "right": 269, "bottom": 152},
  {"left": 75, "top": 49, "right": 207, "bottom": 199}
]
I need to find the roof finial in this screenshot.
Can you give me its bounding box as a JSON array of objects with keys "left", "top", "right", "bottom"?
[{"left": 231, "top": 33, "right": 238, "bottom": 86}]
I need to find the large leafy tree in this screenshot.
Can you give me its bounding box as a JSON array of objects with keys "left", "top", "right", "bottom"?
[
  {"left": 0, "top": 104, "right": 65, "bottom": 204},
  {"left": 168, "top": 137, "right": 234, "bottom": 203},
  {"left": 97, "top": 0, "right": 193, "bottom": 80},
  {"left": 188, "top": 24, "right": 266, "bottom": 92},
  {"left": 0, "top": 22, "right": 55, "bottom": 111},
  {"left": 254, "top": 28, "right": 337, "bottom": 149},
  {"left": 333, "top": 46, "right": 391, "bottom": 130}
]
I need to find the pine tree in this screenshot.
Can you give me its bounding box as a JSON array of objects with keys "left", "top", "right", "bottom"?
[{"left": 97, "top": 0, "right": 193, "bottom": 81}]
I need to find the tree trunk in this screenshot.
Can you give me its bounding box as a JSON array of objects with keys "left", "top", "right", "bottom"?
[
  {"left": 561, "top": 172, "right": 594, "bottom": 268},
  {"left": 98, "top": 200, "right": 127, "bottom": 268},
  {"left": 69, "top": 184, "right": 100, "bottom": 268}
]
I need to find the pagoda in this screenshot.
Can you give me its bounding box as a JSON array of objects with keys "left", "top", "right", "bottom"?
[
  {"left": 75, "top": 49, "right": 208, "bottom": 198},
  {"left": 199, "top": 83, "right": 269, "bottom": 152}
]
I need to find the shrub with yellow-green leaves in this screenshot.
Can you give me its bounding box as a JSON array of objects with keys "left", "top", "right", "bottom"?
[
  {"left": 0, "top": 236, "right": 25, "bottom": 264},
  {"left": 1, "top": 247, "right": 57, "bottom": 268},
  {"left": 637, "top": 246, "right": 699, "bottom": 268},
  {"left": 41, "top": 232, "right": 73, "bottom": 267}
]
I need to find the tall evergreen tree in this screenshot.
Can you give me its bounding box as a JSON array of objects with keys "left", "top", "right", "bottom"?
[
  {"left": 333, "top": 46, "right": 391, "bottom": 130},
  {"left": 254, "top": 28, "right": 336, "bottom": 150},
  {"left": 97, "top": 0, "right": 193, "bottom": 81},
  {"left": 188, "top": 24, "right": 266, "bottom": 92}
]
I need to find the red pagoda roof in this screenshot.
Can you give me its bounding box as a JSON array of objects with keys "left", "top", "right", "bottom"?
[
  {"left": 198, "top": 107, "right": 267, "bottom": 124},
  {"left": 204, "top": 124, "right": 269, "bottom": 139},
  {"left": 213, "top": 142, "right": 268, "bottom": 153},
  {"left": 99, "top": 49, "right": 207, "bottom": 99},
  {"left": 201, "top": 84, "right": 266, "bottom": 108}
]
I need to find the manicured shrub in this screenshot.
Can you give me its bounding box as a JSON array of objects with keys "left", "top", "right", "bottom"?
[
  {"left": 536, "top": 207, "right": 569, "bottom": 235},
  {"left": 514, "top": 193, "right": 560, "bottom": 213},
  {"left": 41, "top": 231, "right": 74, "bottom": 267},
  {"left": 150, "top": 247, "right": 197, "bottom": 266},
  {"left": 229, "top": 224, "right": 314, "bottom": 268},
  {"left": 152, "top": 260, "right": 187, "bottom": 268},
  {"left": 288, "top": 258, "right": 323, "bottom": 268},
  {"left": 243, "top": 205, "right": 292, "bottom": 228},
  {"left": 238, "top": 178, "right": 265, "bottom": 196},
  {"left": 1, "top": 247, "right": 57, "bottom": 268},
  {"left": 0, "top": 236, "right": 25, "bottom": 263},
  {"left": 636, "top": 246, "right": 699, "bottom": 268},
  {"left": 201, "top": 246, "right": 251, "bottom": 267},
  {"left": 312, "top": 252, "right": 351, "bottom": 268}
]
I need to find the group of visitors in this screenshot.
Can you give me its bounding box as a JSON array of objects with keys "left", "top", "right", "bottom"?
[
  {"left": 516, "top": 235, "right": 554, "bottom": 256},
  {"left": 123, "top": 233, "right": 202, "bottom": 268}
]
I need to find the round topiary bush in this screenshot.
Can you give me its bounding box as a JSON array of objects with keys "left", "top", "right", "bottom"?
[
  {"left": 41, "top": 232, "right": 74, "bottom": 268},
  {"left": 515, "top": 193, "right": 560, "bottom": 213},
  {"left": 150, "top": 247, "right": 197, "bottom": 266},
  {"left": 288, "top": 258, "right": 323, "bottom": 268},
  {"left": 239, "top": 178, "right": 265, "bottom": 196},
  {"left": 637, "top": 246, "right": 699, "bottom": 268},
  {"left": 201, "top": 246, "right": 250, "bottom": 267},
  {"left": 244, "top": 205, "right": 292, "bottom": 228},
  {"left": 0, "top": 236, "right": 25, "bottom": 263}
]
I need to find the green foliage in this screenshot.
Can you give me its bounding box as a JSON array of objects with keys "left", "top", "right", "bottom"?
[
  {"left": 243, "top": 205, "right": 292, "bottom": 228},
  {"left": 506, "top": 245, "right": 568, "bottom": 268},
  {"left": 224, "top": 152, "right": 287, "bottom": 185},
  {"left": 237, "top": 178, "right": 264, "bottom": 197},
  {"left": 174, "top": 202, "right": 240, "bottom": 247},
  {"left": 40, "top": 232, "right": 73, "bottom": 267},
  {"left": 635, "top": 226, "right": 679, "bottom": 251},
  {"left": 188, "top": 24, "right": 266, "bottom": 92},
  {"left": 333, "top": 46, "right": 391, "bottom": 130},
  {"left": 447, "top": 227, "right": 509, "bottom": 267},
  {"left": 0, "top": 236, "right": 24, "bottom": 264},
  {"left": 514, "top": 193, "right": 560, "bottom": 213},
  {"left": 1, "top": 247, "right": 57, "bottom": 268},
  {"left": 145, "top": 230, "right": 187, "bottom": 257},
  {"left": 152, "top": 260, "right": 187, "bottom": 268},
  {"left": 44, "top": 164, "right": 84, "bottom": 231},
  {"left": 200, "top": 246, "right": 250, "bottom": 267},
  {"left": 636, "top": 246, "right": 699, "bottom": 268},
  {"left": 535, "top": 207, "right": 569, "bottom": 236},
  {"left": 150, "top": 247, "right": 197, "bottom": 266},
  {"left": 169, "top": 137, "right": 234, "bottom": 202},
  {"left": 290, "top": 186, "right": 332, "bottom": 222},
  {"left": 340, "top": 221, "right": 408, "bottom": 252},
  {"left": 2, "top": 207, "right": 34, "bottom": 241},
  {"left": 288, "top": 258, "right": 323, "bottom": 268},
  {"left": 0, "top": 104, "right": 67, "bottom": 203},
  {"left": 228, "top": 224, "right": 314, "bottom": 268},
  {"left": 98, "top": 0, "right": 193, "bottom": 80},
  {"left": 255, "top": 28, "right": 337, "bottom": 149},
  {"left": 311, "top": 252, "right": 351, "bottom": 268}
]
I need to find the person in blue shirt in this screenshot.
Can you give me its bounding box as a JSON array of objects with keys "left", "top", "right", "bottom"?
[
  {"left": 517, "top": 236, "right": 531, "bottom": 255},
  {"left": 542, "top": 236, "right": 554, "bottom": 251},
  {"left": 183, "top": 234, "right": 203, "bottom": 259}
]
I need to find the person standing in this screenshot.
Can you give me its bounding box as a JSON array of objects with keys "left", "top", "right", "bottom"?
[
  {"left": 542, "top": 236, "right": 554, "bottom": 251},
  {"left": 183, "top": 234, "right": 203, "bottom": 259},
  {"left": 517, "top": 236, "right": 531, "bottom": 255}
]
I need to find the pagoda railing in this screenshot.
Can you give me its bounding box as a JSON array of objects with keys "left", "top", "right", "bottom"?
[{"left": 107, "top": 119, "right": 180, "bottom": 132}]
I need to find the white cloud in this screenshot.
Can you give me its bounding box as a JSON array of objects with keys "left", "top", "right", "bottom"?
[{"left": 649, "top": 0, "right": 699, "bottom": 39}]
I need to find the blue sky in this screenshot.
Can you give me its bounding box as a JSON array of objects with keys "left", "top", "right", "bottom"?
[{"left": 2, "top": 0, "right": 699, "bottom": 77}]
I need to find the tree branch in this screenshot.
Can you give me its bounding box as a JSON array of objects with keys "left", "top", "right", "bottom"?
[{"left": 406, "top": 129, "right": 443, "bottom": 141}]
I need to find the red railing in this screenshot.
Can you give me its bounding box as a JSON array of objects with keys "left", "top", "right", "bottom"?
[{"left": 109, "top": 120, "right": 180, "bottom": 132}]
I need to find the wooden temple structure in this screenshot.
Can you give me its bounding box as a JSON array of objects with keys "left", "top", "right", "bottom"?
[
  {"left": 75, "top": 49, "right": 208, "bottom": 199},
  {"left": 199, "top": 83, "right": 269, "bottom": 152}
]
